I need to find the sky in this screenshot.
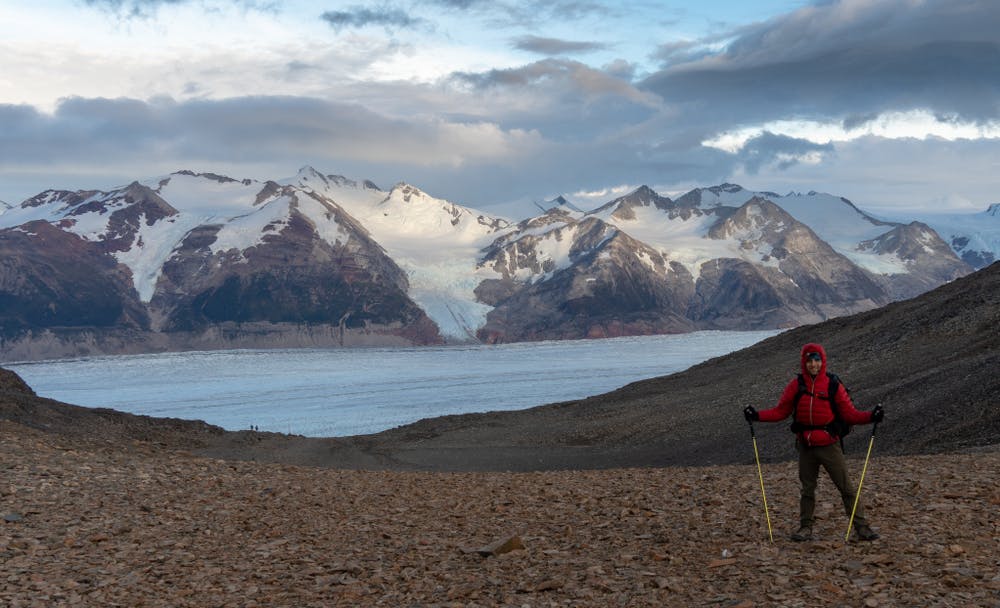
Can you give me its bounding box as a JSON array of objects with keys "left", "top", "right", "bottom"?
[{"left": 2, "top": 0, "right": 1000, "bottom": 218}]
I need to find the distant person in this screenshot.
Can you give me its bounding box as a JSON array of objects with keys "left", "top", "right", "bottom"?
[{"left": 743, "top": 343, "right": 884, "bottom": 542}]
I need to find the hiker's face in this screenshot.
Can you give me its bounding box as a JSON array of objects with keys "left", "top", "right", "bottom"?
[{"left": 805, "top": 357, "right": 822, "bottom": 377}]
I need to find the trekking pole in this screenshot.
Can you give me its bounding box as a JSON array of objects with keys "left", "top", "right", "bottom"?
[
  {"left": 845, "top": 420, "right": 879, "bottom": 541},
  {"left": 747, "top": 417, "right": 774, "bottom": 543}
]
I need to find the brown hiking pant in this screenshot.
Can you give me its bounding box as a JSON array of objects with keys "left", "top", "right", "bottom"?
[{"left": 797, "top": 441, "right": 868, "bottom": 528}]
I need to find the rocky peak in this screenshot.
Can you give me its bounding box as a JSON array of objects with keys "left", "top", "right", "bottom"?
[
  {"left": 567, "top": 217, "right": 620, "bottom": 259},
  {"left": 532, "top": 195, "right": 584, "bottom": 218},
  {"left": 540, "top": 195, "right": 574, "bottom": 213},
  {"left": 295, "top": 166, "right": 378, "bottom": 192},
  {"left": 707, "top": 197, "right": 795, "bottom": 242},
  {"left": 173, "top": 170, "right": 248, "bottom": 185},
  {"left": 860, "top": 221, "right": 952, "bottom": 260},
  {"left": 390, "top": 183, "right": 429, "bottom": 204},
  {"left": 87, "top": 183, "right": 180, "bottom": 253},
  {"left": 672, "top": 188, "right": 704, "bottom": 208},
  {"left": 985, "top": 203, "right": 1000, "bottom": 216},
  {"left": 254, "top": 181, "right": 290, "bottom": 206},
  {"left": 21, "top": 189, "right": 93, "bottom": 211},
  {"left": 673, "top": 185, "right": 742, "bottom": 210},
  {"left": 294, "top": 166, "right": 337, "bottom": 190},
  {"left": 590, "top": 185, "right": 672, "bottom": 220}
]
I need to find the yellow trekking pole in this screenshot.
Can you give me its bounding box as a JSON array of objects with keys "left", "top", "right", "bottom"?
[
  {"left": 846, "top": 419, "right": 880, "bottom": 541},
  {"left": 746, "top": 414, "right": 774, "bottom": 543}
]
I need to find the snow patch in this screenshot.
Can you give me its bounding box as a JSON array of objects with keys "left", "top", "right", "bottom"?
[
  {"left": 210, "top": 196, "right": 292, "bottom": 258},
  {"left": 113, "top": 214, "right": 208, "bottom": 301}
]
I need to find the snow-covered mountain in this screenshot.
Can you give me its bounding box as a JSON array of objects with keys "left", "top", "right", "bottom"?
[
  {"left": 0, "top": 170, "right": 444, "bottom": 359},
  {"left": 473, "top": 184, "right": 966, "bottom": 341},
  {"left": 0, "top": 169, "right": 975, "bottom": 360},
  {"left": 918, "top": 204, "right": 1000, "bottom": 269},
  {"left": 286, "top": 167, "right": 511, "bottom": 340},
  {"left": 615, "top": 185, "right": 966, "bottom": 300}
]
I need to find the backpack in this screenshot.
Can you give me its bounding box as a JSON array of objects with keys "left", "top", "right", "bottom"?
[{"left": 790, "top": 372, "right": 852, "bottom": 447}]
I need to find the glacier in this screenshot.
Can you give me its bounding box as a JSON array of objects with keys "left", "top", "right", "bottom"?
[{"left": 8, "top": 330, "right": 778, "bottom": 438}]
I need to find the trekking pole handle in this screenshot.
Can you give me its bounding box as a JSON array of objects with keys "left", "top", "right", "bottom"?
[{"left": 871, "top": 402, "right": 883, "bottom": 438}]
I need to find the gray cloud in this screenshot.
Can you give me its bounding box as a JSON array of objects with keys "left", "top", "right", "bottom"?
[
  {"left": 471, "top": 0, "right": 610, "bottom": 29},
  {"left": 0, "top": 89, "right": 708, "bottom": 210},
  {"left": 643, "top": 0, "right": 1000, "bottom": 126},
  {"left": 83, "top": 0, "right": 276, "bottom": 18},
  {"left": 83, "top": 0, "right": 185, "bottom": 18},
  {"left": 420, "top": 0, "right": 483, "bottom": 8},
  {"left": 83, "top": 0, "right": 185, "bottom": 8},
  {"left": 736, "top": 132, "right": 834, "bottom": 174},
  {"left": 320, "top": 6, "right": 423, "bottom": 31},
  {"left": 452, "top": 58, "right": 654, "bottom": 103},
  {"left": 0, "top": 95, "right": 546, "bottom": 199},
  {"left": 652, "top": 39, "right": 713, "bottom": 67},
  {"left": 447, "top": 58, "right": 663, "bottom": 145},
  {"left": 547, "top": 0, "right": 607, "bottom": 21},
  {"left": 513, "top": 35, "right": 608, "bottom": 56}
]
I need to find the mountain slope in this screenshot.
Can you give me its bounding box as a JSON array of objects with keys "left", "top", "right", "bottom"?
[
  {"left": 0, "top": 221, "right": 149, "bottom": 337},
  {"left": 288, "top": 167, "right": 513, "bottom": 340},
  {"left": 477, "top": 215, "right": 696, "bottom": 341}
]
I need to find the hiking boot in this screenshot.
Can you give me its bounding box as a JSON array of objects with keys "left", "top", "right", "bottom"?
[
  {"left": 790, "top": 526, "right": 812, "bottom": 542},
  {"left": 853, "top": 524, "right": 880, "bottom": 541}
]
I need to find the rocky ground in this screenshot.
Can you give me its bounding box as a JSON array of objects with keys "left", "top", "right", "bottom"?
[
  {"left": 2, "top": 420, "right": 999, "bottom": 607},
  {"left": 2, "top": 264, "right": 999, "bottom": 606}
]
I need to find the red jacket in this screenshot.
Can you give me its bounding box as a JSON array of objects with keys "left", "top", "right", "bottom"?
[{"left": 757, "top": 343, "right": 874, "bottom": 447}]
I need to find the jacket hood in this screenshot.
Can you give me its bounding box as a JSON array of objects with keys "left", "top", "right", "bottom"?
[{"left": 800, "top": 343, "right": 827, "bottom": 377}]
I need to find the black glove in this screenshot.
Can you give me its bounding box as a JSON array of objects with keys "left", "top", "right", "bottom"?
[
  {"left": 743, "top": 405, "right": 759, "bottom": 422},
  {"left": 871, "top": 404, "right": 884, "bottom": 424}
]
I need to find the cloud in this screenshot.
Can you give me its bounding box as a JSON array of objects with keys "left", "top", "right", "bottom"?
[
  {"left": 735, "top": 132, "right": 834, "bottom": 174},
  {"left": 452, "top": 58, "right": 659, "bottom": 110},
  {"left": 421, "top": 0, "right": 483, "bottom": 8},
  {"left": 466, "top": 0, "right": 610, "bottom": 29},
  {"left": 0, "top": 95, "right": 542, "bottom": 184},
  {"left": 83, "top": 0, "right": 184, "bottom": 18},
  {"left": 643, "top": 0, "right": 1000, "bottom": 126},
  {"left": 320, "top": 6, "right": 423, "bottom": 32},
  {"left": 0, "top": 89, "right": 720, "bottom": 210},
  {"left": 512, "top": 35, "right": 608, "bottom": 56},
  {"left": 547, "top": 0, "right": 609, "bottom": 21},
  {"left": 82, "top": 0, "right": 274, "bottom": 18},
  {"left": 83, "top": 0, "right": 184, "bottom": 9},
  {"left": 731, "top": 134, "right": 1000, "bottom": 215},
  {"left": 624, "top": 0, "right": 1000, "bottom": 202}
]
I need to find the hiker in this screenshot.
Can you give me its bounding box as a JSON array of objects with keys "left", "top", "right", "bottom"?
[{"left": 743, "top": 343, "right": 884, "bottom": 542}]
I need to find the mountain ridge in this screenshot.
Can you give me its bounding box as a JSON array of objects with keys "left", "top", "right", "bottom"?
[{"left": 0, "top": 167, "right": 985, "bottom": 361}]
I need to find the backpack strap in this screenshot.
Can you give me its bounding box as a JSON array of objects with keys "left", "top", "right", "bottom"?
[{"left": 792, "top": 372, "right": 846, "bottom": 449}]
